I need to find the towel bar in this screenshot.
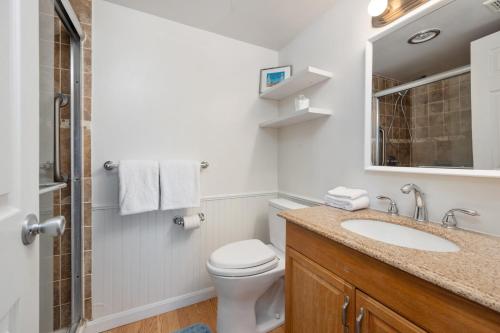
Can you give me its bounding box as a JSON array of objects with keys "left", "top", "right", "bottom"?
[{"left": 103, "top": 160, "right": 209, "bottom": 171}]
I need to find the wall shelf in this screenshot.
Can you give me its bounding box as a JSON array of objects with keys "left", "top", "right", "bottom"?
[
  {"left": 259, "top": 108, "right": 331, "bottom": 128},
  {"left": 259, "top": 66, "right": 332, "bottom": 100}
]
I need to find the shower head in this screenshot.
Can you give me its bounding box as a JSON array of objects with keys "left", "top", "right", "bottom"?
[{"left": 398, "top": 89, "right": 409, "bottom": 97}]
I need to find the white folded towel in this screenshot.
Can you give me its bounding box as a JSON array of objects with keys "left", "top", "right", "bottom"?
[
  {"left": 324, "top": 194, "right": 370, "bottom": 211},
  {"left": 119, "top": 160, "right": 159, "bottom": 216},
  {"left": 327, "top": 186, "right": 368, "bottom": 200},
  {"left": 160, "top": 160, "right": 200, "bottom": 210}
]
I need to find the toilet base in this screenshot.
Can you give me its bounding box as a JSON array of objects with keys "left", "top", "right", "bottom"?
[
  {"left": 216, "top": 277, "right": 285, "bottom": 333},
  {"left": 255, "top": 277, "right": 285, "bottom": 333},
  {"left": 208, "top": 244, "right": 286, "bottom": 333}
]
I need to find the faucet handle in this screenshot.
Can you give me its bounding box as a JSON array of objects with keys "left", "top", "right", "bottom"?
[
  {"left": 441, "top": 208, "right": 479, "bottom": 229},
  {"left": 377, "top": 196, "right": 399, "bottom": 216}
]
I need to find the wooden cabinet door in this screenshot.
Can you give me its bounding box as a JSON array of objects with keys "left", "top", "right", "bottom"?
[
  {"left": 355, "top": 291, "right": 427, "bottom": 333},
  {"left": 286, "top": 247, "right": 355, "bottom": 333}
]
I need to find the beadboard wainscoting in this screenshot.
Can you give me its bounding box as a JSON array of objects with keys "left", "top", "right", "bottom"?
[{"left": 89, "top": 191, "right": 277, "bottom": 332}]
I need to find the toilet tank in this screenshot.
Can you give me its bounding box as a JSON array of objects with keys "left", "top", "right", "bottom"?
[{"left": 268, "top": 198, "right": 308, "bottom": 252}]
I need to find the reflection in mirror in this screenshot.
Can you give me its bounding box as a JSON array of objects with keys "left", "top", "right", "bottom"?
[{"left": 370, "top": 0, "right": 500, "bottom": 170}]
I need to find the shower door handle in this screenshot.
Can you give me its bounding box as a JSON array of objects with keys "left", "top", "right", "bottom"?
[{"left": 22, "top": 214, "right": 66, "bottom": 245}]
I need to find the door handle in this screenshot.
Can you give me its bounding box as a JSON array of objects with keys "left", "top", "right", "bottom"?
[
  {"left": 22, "top": 214, "right": 66, "bottom": 245},
  {"left": 342, "top": 295, "right": 350, "bottom": 333},
  {"left": 355, "top": 308, "right": 365, "bottom": 333}
]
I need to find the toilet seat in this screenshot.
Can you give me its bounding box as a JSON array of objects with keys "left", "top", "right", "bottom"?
[
  {"left": 207, "top": 257, "right": 279, "bottom": 277},
  {"left": 207, "top": 239, "right": 279, "bottom": 277}
]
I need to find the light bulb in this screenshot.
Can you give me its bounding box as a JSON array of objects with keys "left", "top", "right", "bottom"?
[{"left": 368, "top": 0, "right": 388, "bottom": 17}]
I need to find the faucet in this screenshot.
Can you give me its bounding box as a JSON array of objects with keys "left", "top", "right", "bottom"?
[{"left": 400, "top": 183, "right": 427, "bottom": 222}]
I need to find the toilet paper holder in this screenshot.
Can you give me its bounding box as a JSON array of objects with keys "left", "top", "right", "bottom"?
[{"left": 173, "top": 213, "right": 206, "bottom": 226}]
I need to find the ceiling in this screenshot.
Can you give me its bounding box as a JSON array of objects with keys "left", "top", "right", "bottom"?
[
  {"left": 105, "top": 0, "right": 335, "bottom": 50},
  {"left": 373, "top": 0, "right": 500, "bottom": 83}
]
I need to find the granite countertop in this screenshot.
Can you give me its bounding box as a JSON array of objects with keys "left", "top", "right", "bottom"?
[{"left": 279, "top": 205, "right": 500, "bottom": 313}]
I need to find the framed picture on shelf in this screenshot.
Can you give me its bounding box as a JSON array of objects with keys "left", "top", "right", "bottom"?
[{"left": 259, "top": 65, "right": 292, "bottom": 94}]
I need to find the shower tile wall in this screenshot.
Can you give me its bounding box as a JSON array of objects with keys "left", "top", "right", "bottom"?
[
  {"left": 374, "top": 73, "right": 472, "bottom": 168},
  {"left": 409, "top": 73, "right": 473, "bottom": 167},
  {"left": 373, "top": 75, "right": 412, "bottom": 166}
]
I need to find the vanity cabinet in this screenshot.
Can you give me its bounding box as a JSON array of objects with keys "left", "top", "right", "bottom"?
[
  {"left": 286, "top": 248, "right": 355, "bottom": 332},
  {"left": 285, "top": 222, "right": 500, "bottom": 333}
]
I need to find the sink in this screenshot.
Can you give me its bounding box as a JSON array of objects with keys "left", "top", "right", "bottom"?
[{"left": 341, "top": 219, "right": 459, "bottom": 252}]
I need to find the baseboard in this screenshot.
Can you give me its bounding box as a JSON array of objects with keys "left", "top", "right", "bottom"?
[{"left": 83, "top": 287, "right": 216, "bottom": 333}]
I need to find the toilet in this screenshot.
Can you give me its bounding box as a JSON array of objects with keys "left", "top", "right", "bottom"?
[{"left": 206, "top": 198, "right": 308, "bottom": 333}]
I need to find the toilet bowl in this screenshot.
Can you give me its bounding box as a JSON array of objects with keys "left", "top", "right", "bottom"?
[{"left": 206, "top": 199, "right": 308, "bottom": 333}]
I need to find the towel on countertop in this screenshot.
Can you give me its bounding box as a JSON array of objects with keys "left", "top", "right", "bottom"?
[
  {"left": 324, "top": 194, "right": 370, "bottom": 211},
  {"left": 160, "top": 160, "right": 200, "bottom": 210},
  {"left": 119, "top": 160, "right": 159, "bottom": 216},
  {"left": 327, "top": 186, "right": 368, "bottom": 200}
]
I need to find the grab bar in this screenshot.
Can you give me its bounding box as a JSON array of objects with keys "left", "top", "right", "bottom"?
[
  {"left": 54, "top": 94, "right": 69, "bottom": 182},
  {"left": 379, "top": 126, "right": 385, "bottom": 166}
]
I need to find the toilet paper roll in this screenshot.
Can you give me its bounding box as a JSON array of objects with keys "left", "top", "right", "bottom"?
[{"left": 183, "top": 214, "right": 201, "bottom": 230}]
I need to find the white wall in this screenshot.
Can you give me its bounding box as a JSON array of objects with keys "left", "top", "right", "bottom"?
[
  {"left": 277, "top": 0, "right": 500, "bottom": 236},
  {"left": 93, "top": 0, "right": 279, "bottom": 207},
  {"left": 92, "top": 0, "right": 279, "bottom": 323}
]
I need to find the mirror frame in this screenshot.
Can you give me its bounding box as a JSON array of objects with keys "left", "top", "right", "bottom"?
[{"left": 364, "top": 0, "right": 500, "bottom": 178}]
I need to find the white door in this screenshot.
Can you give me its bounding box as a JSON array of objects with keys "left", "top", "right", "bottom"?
[
  {"left": 471, "top": 30, "right": 500, "bottom": 170},
  {"left": 0, "top": 0, "right": 40, "bottom": 332}
]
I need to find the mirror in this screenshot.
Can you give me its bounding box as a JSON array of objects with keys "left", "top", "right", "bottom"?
[{"left": 368, "top": 0, "right": 500, "bottom": 172}]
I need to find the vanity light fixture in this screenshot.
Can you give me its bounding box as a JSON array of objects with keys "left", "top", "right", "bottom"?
[
  {"left": 408, "top": 29, "right": 441, "bottom": 44},
  {"left": 368, "top": 0, "right": 388, "bottom": 17}
]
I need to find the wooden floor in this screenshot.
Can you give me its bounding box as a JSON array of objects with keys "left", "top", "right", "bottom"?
[{"left": 103, "top": 298, "right": 285, "bottom": 333}]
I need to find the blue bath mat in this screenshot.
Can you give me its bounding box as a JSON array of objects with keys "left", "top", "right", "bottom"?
[{"left": 174, "top": 323, "right": 212, "bottom": 333}]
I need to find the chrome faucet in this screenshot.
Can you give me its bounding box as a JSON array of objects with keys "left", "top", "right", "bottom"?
[{"left": 400, "top": 183, "right": 427, "bottom": 222}]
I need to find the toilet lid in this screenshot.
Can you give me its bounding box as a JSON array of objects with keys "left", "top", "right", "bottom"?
[{"left": 209, "top": 239, "right": 277, "bottom": 269}]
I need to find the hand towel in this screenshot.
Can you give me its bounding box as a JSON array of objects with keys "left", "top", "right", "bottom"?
[
  {"left": 119, "top": 160, "right": 159, "bottom": 215},
  {"left": 324, "top": 194, "right": 370, "bottom": 211},
  {"left": 327, "top": 186, "right": 368, "bottom": 200},
  {"left": 160, "top": 160, "right": 200, "bottom": 210}
]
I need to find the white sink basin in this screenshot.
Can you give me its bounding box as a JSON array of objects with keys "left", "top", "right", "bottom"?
[{"left": 341, "top": 219, "right": 459, "bottom": 253}]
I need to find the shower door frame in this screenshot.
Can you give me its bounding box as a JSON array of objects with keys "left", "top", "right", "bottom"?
[{"left": 54, "top": 0, "right": 84, "bottom": 330}]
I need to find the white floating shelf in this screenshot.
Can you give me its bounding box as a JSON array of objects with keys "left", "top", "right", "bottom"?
[
  {"left": 259, "top": 66, "right": 332, "bottom": 100},
  {"left": 260, "top": 108, "right": 331, "bottom": 128}
]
